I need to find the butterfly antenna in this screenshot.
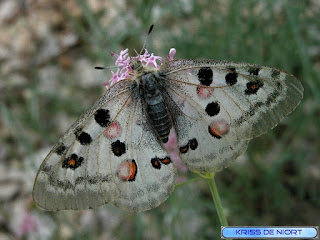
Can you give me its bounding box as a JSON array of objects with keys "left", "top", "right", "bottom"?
[
  {"left": 139, "top": 24, "right": 154, "bottom": 55},
  {"left": 94, "top": 66, "right": 118, "bottom": 70}
]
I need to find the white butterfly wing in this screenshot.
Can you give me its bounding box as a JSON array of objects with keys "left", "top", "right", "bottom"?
[
  {"left": 161, "top": 59, "right": 303, "bottom": 172},
  {"left": 33, "top": 80, "right": 175, "bottom": 211}
]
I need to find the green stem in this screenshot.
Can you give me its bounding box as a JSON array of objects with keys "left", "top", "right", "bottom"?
[
  {"left": 192, "top": 172, "right": 232, "bottom": 240},
  {"left": 205, "top": 173, "right": 229, "bottom": 226}
]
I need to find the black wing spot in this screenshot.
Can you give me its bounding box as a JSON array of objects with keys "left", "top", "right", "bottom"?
[
  {"left": 94, "top": 109, "right": 110, "bottom": 127},
  {"left": 151, "top": 157, "right": 161, "bottom": 169},
  {"left": 225, "top": 67, "right": 238, "bottom": 85},
  {"left": 77, "top": 132, "right": 92, "bottom": 145},
  {"left": 111, "top": 140, "right": 126, "bottom": 157},
  {"left": 88, "top": 176, "right": 98, "bottom": 184},
  {"left": 189, "top": 138, "right": 198, "bottom": 150},
  {"left": 254, "top": 102, "right": 264, "bottom": 108},
  {"left": 266, "top": 96, "right": 272, "bottom": 106},
  {"left": 75, "top": 177, "right": 85, "bottom": 184},
  {"left": 179, "top": 144, "right": 189, "bottom": 154},
  {"left": 225, "top": 67, "right": 237, "bottom": 86},
  {"left": 248, "top": 107, "right": 255, "bottom": 116},
  {"left": 62, "top": 153, "right": 84, "bottom": 170},
  {"left": 42, "top": 165, "right": 52, "bottom": 172},
  {"left": 197, "top": 67, "right": 213, "bottom": 86},
  {"left": 225, "top": 72, "right": 238, "bottom": 85},
  {"left": 266, "top": 91, "right": 280, "bottom": 107},
  {"left": 249, "top": 67, "right": 260, "bottom": 76},
  {"left": 271, "top": 69, "right": 280, "bottom": 78},
  {"left": 55, "top": 144, "right": 66, "bottom": 155},
  {"left": 244, "top": 80, "right": 264, "bottom": 95},
  {"left": 205, "top": 101, "right": 220, "bottom": 117}
]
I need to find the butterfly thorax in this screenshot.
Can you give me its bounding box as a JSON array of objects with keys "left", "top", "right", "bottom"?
[
  {"left": 131, "top": 60, "right": 158, "bottom": 80},
  {"left": 139, "top": 70, "right": 171, "bottom": 143}
]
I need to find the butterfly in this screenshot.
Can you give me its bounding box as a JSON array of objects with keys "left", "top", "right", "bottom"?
[{"left": 33, "top": 43, "right": 303, "bottom": 212}]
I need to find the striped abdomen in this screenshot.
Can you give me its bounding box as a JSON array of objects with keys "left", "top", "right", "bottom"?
[
  {"left": 147, "top": 101, "right": 171, "bottom": 143},
  {"left": 140, "top": 72, "right": 171, "bottom": 143}
]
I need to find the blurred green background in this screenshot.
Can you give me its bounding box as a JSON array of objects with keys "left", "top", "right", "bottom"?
[{"left": 0, "top": 0, "right": 319, "bottom": 239}]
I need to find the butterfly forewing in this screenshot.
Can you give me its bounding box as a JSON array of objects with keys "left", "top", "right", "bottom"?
[
  {"left": 162, "top": 59, "right": 303, "bottom": 139},
  {"left": 160, "top": 59, "right": 303, "bottom": 172}
]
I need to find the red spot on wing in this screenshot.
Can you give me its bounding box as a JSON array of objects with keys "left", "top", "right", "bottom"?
[
  {"left": 69, "top": 158, "right": 76, "bottom": 166},
  {"left": 209, "top": 120, "right": 229, "bottom": 138},
  {"left": 179, "top": 145, "right": 189, "bottom": 154},
  {"left": 105, "top": 121, "right": 121, "bottom": 139},
  {"left": 118, "top": 160, "right": 137, "bottom": 181},
  {"left": 197, "top": 86, "right": 213, "bottom": 98},
  {"left": 160, "top": 157, "right": 171, "bottom": 165},
  {"left": 151, "top": 158, "right": 161, "bottom": 169}
]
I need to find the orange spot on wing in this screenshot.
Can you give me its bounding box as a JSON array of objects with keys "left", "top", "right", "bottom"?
[
  {"left": 69, "top": 159, "right": 76, "bottom": 166},
  {"left": 160, "top": 157, "right": 171, "bottom": 164},
  {"left": 209, "top": 120, "right": 229, "bottom": 138},
  {"left": 128, "top": 161, "right": 137, "bottom": 181},
  {"left": 209, "top": 128, "right": 221, "bottom": 138},
  {"left": 118, "top": 160, "right": 137, "bottom": 181},
  {"left": 179, "top": 145, "right": 188, "bottom": 154}
]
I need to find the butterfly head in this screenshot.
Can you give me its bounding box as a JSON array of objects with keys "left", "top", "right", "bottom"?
[
  {"left": 105, "top": 48, "right": 176, "bottom": 88},
  {"left": 130, "top": 60, "right": 144, "bottom": 73}
]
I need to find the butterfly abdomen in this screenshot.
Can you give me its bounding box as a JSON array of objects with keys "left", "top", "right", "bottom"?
[
  {"left": 147, "top": 101, "right": 171, "bottom": 143},
  {"left": 140, "top": 72, "right": 172, "bottom": 143}
]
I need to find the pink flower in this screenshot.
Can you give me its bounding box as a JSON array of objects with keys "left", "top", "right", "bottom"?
[
  {"left": 18, "top": 213, "right": 39, "bottom": 237},
  {"left": 139, "top": 49, "right": 163, "bottom": 68},
  {"left": 164, "top": 128, "right": 188, "bottom": 174},
  {"left": 105, "top": 48, "right": 176, "bottom": 88},
  {"left": 167, "top": 48, "right": 176, "bottom": 61}
]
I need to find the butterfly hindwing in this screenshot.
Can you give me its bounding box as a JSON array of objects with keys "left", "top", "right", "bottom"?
[
  {"left": 160, "top": 59, "right": 303, "bottom": 172},
  {"left": 33, "top": 80, "right": 175, "bottom": 211},
  {"left": 172, "top": 109, "right": 249, "bottom": 173}
]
